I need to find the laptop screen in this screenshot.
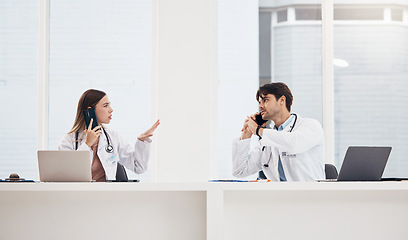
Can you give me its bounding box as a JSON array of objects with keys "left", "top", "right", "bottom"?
[
  {"left": 337, "top": 146, "right": 392, "bottom": 181},
  {"left": 37, "top": 150, "right": 92, "bottom": 182}
]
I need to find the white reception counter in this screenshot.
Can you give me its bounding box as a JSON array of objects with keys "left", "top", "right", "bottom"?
[{"left": 1, "top": 182, "right": 408, "bottom": 240}]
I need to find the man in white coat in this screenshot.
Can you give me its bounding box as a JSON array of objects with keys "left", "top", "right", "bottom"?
[{"left": 232, "top": 82, "right": 325, "bottom": 181}]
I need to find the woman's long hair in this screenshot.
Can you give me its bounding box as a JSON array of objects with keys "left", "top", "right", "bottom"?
[{"left": 69, "top": 89, "right": 106, "bottom": 134}]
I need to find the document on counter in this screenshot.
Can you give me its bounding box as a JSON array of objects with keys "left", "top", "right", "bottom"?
[
  {"left": 208, "top": 179, "right": 271, "bottom": 182},
  {"left": 209, "top": 179, "right": 248, "bottom": 182}
]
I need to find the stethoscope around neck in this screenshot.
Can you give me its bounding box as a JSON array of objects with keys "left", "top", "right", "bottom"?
[
  {"left": 75, "top": 127, "right": 114, "bottom": 153},
  {"left": 262, "top": 113, "right": 297, "bottom": 168},
  {"left": 101, "top": 127, "right": 114, "bottom": 153}
]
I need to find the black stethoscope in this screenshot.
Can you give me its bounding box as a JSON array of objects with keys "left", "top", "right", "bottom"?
[
  {"left": 101, "top": 127, "right": 114, "bottom": 153},
  {"left": 287, "top": 113, "right": 297, "bottom": 132},
  {"left": 75, "top": 127, "right": 114, "bottom": 153},
  {"left": 262, "top": 113, "right": 297, "bottom": 168}
]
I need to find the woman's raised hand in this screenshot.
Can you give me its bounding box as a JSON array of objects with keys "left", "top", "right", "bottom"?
[{"left": 138, "top": 119, "right": 160, "bottom": 142}]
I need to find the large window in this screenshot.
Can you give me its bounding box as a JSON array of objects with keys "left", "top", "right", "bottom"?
[
  {"left": 2, "top": 0, "right": 407, "bottom": 181},
  {"left": 49, "top": 0, "right": 152, "bottom": 181},
  {"left": 333, "top": 4, "right": 408, "bottom": 177},
  {"left": 217, "top": 1, "right": 323, "bottom": 180},
  {"left": 0, "top": 0, "right": 38, "bottom": 179},
  {"left": 258, "top": 1, "right": 408, "bottom": 178},
  {"left": 0, "top": 0, "right": 151, "bottom": 181},
  {"left": 260, "top": 5, "right": 323, "bottom": 123}
]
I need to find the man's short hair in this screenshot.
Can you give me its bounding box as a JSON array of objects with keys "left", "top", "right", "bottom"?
[{"left": 256, "top": 82, "right": 293, "bottom": 112}]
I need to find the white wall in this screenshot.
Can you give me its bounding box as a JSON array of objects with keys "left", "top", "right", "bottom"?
[{"left": 151, "top": 0, "right": 218, "bottom": 182}]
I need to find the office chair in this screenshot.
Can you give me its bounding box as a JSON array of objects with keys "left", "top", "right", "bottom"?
[
  {"left": 325, "top": 164, "right": 338, "bottom": 179},
  {"left": 258, "top": 170, "right": 267, "bottom": 180},
  {"left": 115, "top": 163, "right": 128, "bottom": 181}
]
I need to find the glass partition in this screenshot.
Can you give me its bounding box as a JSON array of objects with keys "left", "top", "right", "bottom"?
[
  {"left": 49, "top": 0, "right": 152, "bottom": 181},
  {"left": 0, "top": 0, "right": 38, "bottom": 179},
  {"left": 218, "top": 1, "right": 322, "bottom": 179},
  {"left": 333, "top": 3, "right": 408, "bottom": 177}
]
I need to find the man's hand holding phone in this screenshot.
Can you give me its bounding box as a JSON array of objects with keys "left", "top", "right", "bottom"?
[
  {"left": 241, "top": 113, "right": 266, "bottom": 140},
  {"left": 241, "top": 114, "right": 257, "bottom": 140},
  {"left": 255, "top": 112, "right": 268, "bottom": 126},
  {"left": 240, "top": 117, "right": 253, "bottom": 140},
  {"left": 247, "top": 114, "right": 259, "bottom": 135}
]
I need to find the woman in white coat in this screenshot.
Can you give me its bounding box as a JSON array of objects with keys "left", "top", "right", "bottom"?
[
  {"left": 232, "top": 82, "right": 325, "bottom": 181},
  {"left": 59, "top": 89, "right": 160, "bottom": 181}
]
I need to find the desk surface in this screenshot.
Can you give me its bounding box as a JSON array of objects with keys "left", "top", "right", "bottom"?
[
  {"left": 1, "top": 181, "right": 408, "bottom": 240},
  {"left": 1, "top": 181, "right": 408, "bottom": 191}
]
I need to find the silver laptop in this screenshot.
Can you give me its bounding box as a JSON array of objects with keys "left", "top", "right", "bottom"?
[
  {"left": 37, "top": 150, "right": 92, "bottom": 182},
  {"left": 320, "top": 146, "right": 392, "bottom": 182}
]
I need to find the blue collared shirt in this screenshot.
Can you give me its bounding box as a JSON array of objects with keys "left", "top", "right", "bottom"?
[
  {"left": 274, "top": 115, "right": 295, "bottom": 181},
  {"left": 276, "top": 114, "right": 295, "bottom": 132}
]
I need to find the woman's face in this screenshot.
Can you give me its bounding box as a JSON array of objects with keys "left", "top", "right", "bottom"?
[{"left": 94, "top": 95, "right": 113, "bottom": 124}]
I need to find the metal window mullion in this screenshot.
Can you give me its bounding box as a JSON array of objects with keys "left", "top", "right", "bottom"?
[
  {"left": 384, "top": 8, "right": 392, "bottom": 22},
  {"left": 322, "top": 0, "right": 334, "bottom": 164},
  {"left": 38, "top": 0, "right": 50, "bottom": 150},
  {"left": 287, "top": 7, "right": 296, "bottom": 23},
  {"left": 271, "top": 11, "right": 276, "bottom": 82},
  {"left": 209, "top": 0, "right": 218, "bottom": 180},
  {"left": 151, "top": 0, "right": 159, "bottom": 182},
  {"left": 403, "top": 8, "right": 408, "bottom": 24}
]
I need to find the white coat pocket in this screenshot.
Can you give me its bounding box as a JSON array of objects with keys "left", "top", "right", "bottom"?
[
  {"left": 106, "top": 153, "right": 118, "bottom": 165},
  {"left": 282, "top": 152, "right": 297, "bottom": 158}
]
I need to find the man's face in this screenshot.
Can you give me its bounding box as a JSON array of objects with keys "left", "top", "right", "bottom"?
[{"left": 258, "top": 94, "right": 283, "bottom": 121}]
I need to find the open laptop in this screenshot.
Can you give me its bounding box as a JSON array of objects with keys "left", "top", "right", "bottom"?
[
  {"left": 320, "top": 146, "right": 392, "bottom": 182},
  {"left": 37, "top": 150, "right": 92, "bottom": 182}
]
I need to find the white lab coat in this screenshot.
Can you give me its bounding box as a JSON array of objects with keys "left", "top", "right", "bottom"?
[
  {"left": 232, "top": 115, "right": 325, "bottom": 181},
  {"left": 58, "top": 128, "right": 151, "bottom": 180}
]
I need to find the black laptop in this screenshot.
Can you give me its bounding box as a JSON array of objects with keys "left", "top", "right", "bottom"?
[{"left": 324, "top": 146, "right": 392, "bottom": 181}]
